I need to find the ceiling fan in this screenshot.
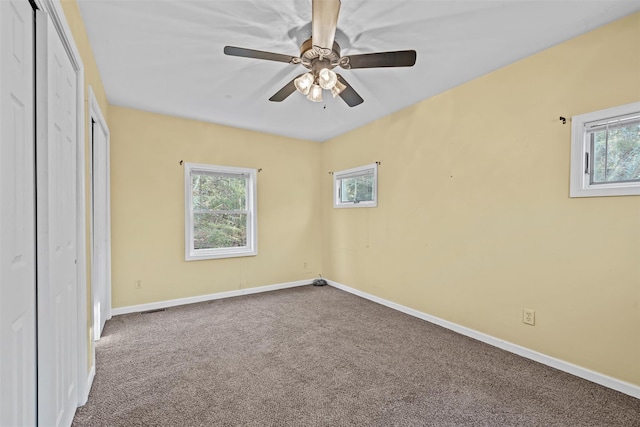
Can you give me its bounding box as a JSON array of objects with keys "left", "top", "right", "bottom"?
[{"left": 223, "top": 0, "right": 417, "bottom": 107}]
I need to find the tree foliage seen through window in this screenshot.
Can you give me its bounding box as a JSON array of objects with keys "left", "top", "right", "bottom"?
[
  {"left": 192, "top": 173, "right": 248, "bottom": 250},
  {"left": 340, "top": 175, "right": 374, "bottom": 203},
  {"left": 591, "top": 121, "right": 640, "bottom": 184}
]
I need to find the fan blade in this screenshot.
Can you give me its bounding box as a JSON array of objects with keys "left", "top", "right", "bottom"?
[
  {"left": 224, "top": 46, "right": 298, "bottom": 64},
  {"left": 269, "top": 75, "right": 303, "bottom": 102},
  {"left": 340, "top": 50, "right": 416, "bottom": 69},
  {"left": 312, "top": 0, "right": 341, "bottom": 53},
  {"left": 336, "top": 74, "right": 363, "bottom": 107}
]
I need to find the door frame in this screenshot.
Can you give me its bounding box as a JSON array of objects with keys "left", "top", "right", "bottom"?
[
  {"left": 88, "top": 85, "right": 112, "bottom": 345},
  {"left": 34, "top": 0, "right": 90, "bottom": 406}
]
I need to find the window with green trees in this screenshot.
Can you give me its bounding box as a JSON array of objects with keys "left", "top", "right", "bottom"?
[
  {"left": 334, "top": 163, "right": 378, "bottom": 208},
  {"left": 570, "top": 102, "right": 640, "bottom": 198},
  {"left": 185, "top": 163, "right": 257, "bottom": 260}
]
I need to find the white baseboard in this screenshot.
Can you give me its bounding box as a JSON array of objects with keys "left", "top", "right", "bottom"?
[
  {"left": 111, "top": 279, "right": 311, "bottom": 316},
  {"left": 328, "top": 279, "right": 640, "bottom": 399}
]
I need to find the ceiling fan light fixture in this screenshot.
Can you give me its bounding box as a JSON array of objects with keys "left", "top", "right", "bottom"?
[
  {"left": 331, "top": 79, "right": 347, "bottom": 98},
  {"left": 318, "top": 68, "right": 338, "bottom": 90},
  {"left": 307, "top": 84, "right": 323, "bottom": 102},
  {"left": 294, "top": 72, "right": 314, "bottom": 95}
]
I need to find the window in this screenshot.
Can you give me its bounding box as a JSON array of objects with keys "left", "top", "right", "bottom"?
[
  {"left": 570, "top": 102, "right": 640, "bottom": 197},
  {"left": 334, "top": 163, "right": 378, "bottom": 208},
  {"left": 185, "top": 163, "right": 257, "bottom": 260}
]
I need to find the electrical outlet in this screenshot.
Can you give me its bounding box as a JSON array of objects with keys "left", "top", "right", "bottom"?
[
  {"left": 303, "top": 262, "right": 308, "bottom": 270},
  {"left": 135, "top": 280, "right": 142, "bottom": 289},
  {"left": 523, "top": 308, "right": 535, "bottom": 326}
]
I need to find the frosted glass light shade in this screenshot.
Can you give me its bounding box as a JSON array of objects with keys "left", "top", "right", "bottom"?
[
  {"left": 307, "top": 84, "right": 323, "bottom": 102},
  {"left": 318, "top": 68, "right": 338, "bottom": 90},
  {"left": 331, "top": 79, "right": 347, "bottom": 98},
  {"left": 294, "top": 73, "right": 314, "bottom": 95}
]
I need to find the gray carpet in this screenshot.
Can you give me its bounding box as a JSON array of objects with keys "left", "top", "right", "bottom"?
[{"left": 73, "top": 285, "right": 640, "bottom": 426}]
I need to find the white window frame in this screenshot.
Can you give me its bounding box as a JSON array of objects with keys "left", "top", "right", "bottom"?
[
  {"left": 334, "top": 163, "right": 378, "bottom": 208},
  {"left": 185, "top": 163, "right": 257, "bottom": 261},
  {"left": 570, "top": 101, "right": 640, "bottom": 198}
]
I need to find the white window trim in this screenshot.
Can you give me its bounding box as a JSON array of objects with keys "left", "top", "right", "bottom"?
[
  {"left": 334, "top": 163, "right": 378, "bottom": 208},
  {"left": 570, "top": 102, "right": 640, "bottom": 198},
  {"left": 184, "top": 163, "right": 257, "bottom": 261}
]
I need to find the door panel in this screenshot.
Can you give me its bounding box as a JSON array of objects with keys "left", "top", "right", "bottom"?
[
  {"left": 36, "top": 11, "right": 79, "bottom": 427},
  {"left": 0, "top": 1, "right": 37, "bottom": 426}
]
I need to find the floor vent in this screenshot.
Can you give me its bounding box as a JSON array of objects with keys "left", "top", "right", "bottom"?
[{"left": 141, "top": 308, "right": 167, "bottom": 315}]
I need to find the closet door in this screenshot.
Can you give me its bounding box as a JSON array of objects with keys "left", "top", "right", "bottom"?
[
  {"left": 36, "top": 10, "right": 79, "bottom": 427},
  {"left": 0, "top": 1, "right": 37, "bottom": 426}
]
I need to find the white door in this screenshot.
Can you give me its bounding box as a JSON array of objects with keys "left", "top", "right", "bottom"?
[
  {"left": 36, "top": 11, "right": 79, "bottom": 427},
  {"left": 0, "top": 1, "right": 37, "bottom": 426},
  {"left": 91, "top": 116, "right": 110, "bottom": 339}
]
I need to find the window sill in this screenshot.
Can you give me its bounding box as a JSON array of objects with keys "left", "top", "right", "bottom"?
[{"left": 185, "top": 248, "right": 257, "bottom": 261}]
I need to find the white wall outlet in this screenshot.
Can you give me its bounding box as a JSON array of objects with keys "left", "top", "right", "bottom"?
[
  {"left": 135, "top": 280, "right": 142, "bottom": 289},
  {"left": 523, "top": 308, "right": 535, "bottom": 326}
]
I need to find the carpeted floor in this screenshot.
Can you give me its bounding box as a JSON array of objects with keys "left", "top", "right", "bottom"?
[{"left": 72, "top": 285, "right": 640, "bottom": 426}]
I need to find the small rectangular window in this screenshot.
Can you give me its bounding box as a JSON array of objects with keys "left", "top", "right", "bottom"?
[
  {"left": 185, "top": 163, "right": 257, "bottom": 260},
  {"left": 570, "top": 102, "right": 640, "bottom": 197},
  {"left": 334, "top": 163, "right": 378, "bottom": 208}
]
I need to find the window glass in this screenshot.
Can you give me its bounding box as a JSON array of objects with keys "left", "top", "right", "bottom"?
[
  {"left": 589, "top": 120, "right": 640, "bottom": 184},
  {"left": 192, "top": 174, "right": 247, "bottom": 211},
  {"left": 340, "top": 174, "right": 374, "bottom": 203}
]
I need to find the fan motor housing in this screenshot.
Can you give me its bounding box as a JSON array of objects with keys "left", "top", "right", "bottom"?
[{"left": 300, "top": 38, "right": 341, "bottom": 70}]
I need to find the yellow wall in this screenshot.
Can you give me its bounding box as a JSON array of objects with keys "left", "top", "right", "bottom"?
[
  {"left": 60, "top": 0, "right": 109, "bottom": 114},
  {"left": 321, "top": 12, "right": 640, "bottom": 386},
  {"left": 109, "top": 107, "right": 322, "bottom": 307},
  {"left": 60, "top": 0, "right": 110, "bottom": 369}
]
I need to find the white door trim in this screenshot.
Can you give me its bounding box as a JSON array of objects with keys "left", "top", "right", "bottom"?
[
  {"left": 88, "top": 85, "right": 112, "bottom": 344},
  {"left": 34, "top": 0, "right": 89, "bottom": 407}
]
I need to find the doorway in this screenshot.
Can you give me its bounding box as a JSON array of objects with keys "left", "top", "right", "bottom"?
[{"left": 89, "top": 87, "right": 112, "bottom": 341}]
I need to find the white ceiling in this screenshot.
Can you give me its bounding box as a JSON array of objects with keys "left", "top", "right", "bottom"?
[{"left": 77, "top": 0, "right": 640, "bottom": 142}]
